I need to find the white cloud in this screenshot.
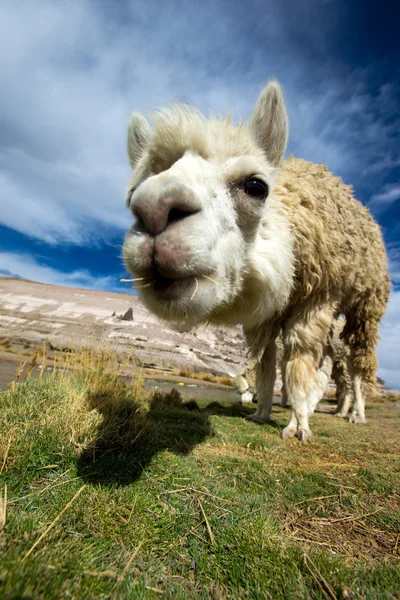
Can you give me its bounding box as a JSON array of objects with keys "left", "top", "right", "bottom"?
[
  {"left": 377, "top": 289, "right": 400, "bottom": 389},
  {"left": 0, "top": 0, "right": 398, "bottom": 245},
  {"left": 0, "top": 251, "right": 118, "bottom": 291}
]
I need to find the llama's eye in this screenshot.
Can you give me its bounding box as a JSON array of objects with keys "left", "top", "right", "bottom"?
[{"left": 243, "top": 178, "right": 268, "bottom": 202}]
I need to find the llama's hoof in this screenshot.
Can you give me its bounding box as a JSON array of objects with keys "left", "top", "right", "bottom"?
[
  {"left": 282, "top": 426, "right": 296, "bottom": 439},
  {"left": 349, "top": 415, "right": 367, "bottom": 424},
  {"left": 246, "top": 412, "right": 270, "bottom": 424},
  {"left": 296, "top": 428, "right": 312, "bottom": 442},
  {"left": 241, "top": 391, "right": 254, "bottom": 404},
  {"left": 333, "top": 411, "right": 347, "bottom": 418}
]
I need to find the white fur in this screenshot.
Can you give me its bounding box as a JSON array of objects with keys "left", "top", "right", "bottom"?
[{"left": 122, "top": 79, "right": 389, "bottom": 442}]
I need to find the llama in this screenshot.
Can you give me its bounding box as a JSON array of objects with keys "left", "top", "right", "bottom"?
[{"left": 123, "top": 80, "right": 390, "bottom": 441}]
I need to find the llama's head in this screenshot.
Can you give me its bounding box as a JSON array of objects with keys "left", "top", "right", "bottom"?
[{"left": 123, "top": 80, "right": 294, "bottom": 326}]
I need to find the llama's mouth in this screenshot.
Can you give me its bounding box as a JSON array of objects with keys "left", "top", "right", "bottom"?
[{"left": 152, "top": 274, "right": 197, "bottom": 300}]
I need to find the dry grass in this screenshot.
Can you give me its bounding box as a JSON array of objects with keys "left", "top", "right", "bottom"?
[
  {"left": 283, "top": 492, "right": 400, "bottom": 561},
  {"left": 151, "top": 387, "right": 184, "bottom": 409},
  {"left": 178, "top": 369, "right": 234, "bottom": 387},
  {"left": 0, "top": 485, "right": 6, "bottom": 531},
  {"left": 0, "top": 343, "right": 149, "bottom": 475}
]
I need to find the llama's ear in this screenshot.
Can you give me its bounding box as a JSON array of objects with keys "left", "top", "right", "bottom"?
[
  {"left": 249, "top": 80, "right": 289, "bottom": 166},
  {"left": 127, "top": 112, "right": 152, "bottom": 168}
]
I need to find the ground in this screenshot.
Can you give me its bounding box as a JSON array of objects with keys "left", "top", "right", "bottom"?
[{"left": 1, "top": 360, "right": 399, "bottom": 599}]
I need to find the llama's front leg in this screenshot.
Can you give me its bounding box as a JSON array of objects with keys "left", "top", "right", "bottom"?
[
  {"left": 247, "top": 340, "right": 276, "bottom": 423},
  {"left": 282, "top": 306, "right": 335, "bottom": 441},
  {"left": 282, "top": 361, "right": 314, "bottom": 441}
]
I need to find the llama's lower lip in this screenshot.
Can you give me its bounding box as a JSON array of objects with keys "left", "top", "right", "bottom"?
[{"left": 152, "top": 275, "right": 196, "bottom": 299}]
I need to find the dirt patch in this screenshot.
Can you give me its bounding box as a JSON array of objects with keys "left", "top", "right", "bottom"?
[{"left": 284, "top": 500, "right": 400, "bottom": 561}]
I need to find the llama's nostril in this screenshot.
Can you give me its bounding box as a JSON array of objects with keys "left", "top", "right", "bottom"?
[
  {"left": 135, "top": 200, "right": 199, "bottom": 236},
  {"left": 132, "top": 182, "right": 201, "bottom": 237},
  {"left": 168, "top": 207, "right": 198, "bottom": 225}
]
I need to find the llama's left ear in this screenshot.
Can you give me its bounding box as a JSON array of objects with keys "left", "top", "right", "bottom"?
[
  {"left": 127, "top": 112, "right": 152, "bottom": 168},
  {"left": 249, "top": 80, "right": 289, "bottom": 166}
]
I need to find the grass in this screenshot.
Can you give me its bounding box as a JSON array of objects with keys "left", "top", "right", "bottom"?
[
  {"left": 0, "top": 356, "right": 399, "bottom": 599},
  {"left": 178, "top": 369, "right": 234, "bottom": 387},
  {"left": 0, "top": 338, "right": 12, "bottom": 349}
]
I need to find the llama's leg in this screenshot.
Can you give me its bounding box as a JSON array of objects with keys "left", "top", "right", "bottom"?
[
  {"left": 280, "top": 360, "right": 290, "bottom": 407},
  {"left": 241, "top": 390, "right": 254, "bottom": 404},
  {"left": 286, "top": 352, "right": 333, "bottom": 426},
  {"left": 235, "top": 374, "right": 253, "bottom": 404},
  {"left": 334, "top": 389, "right": 353, "bottom": 418},
  {"left": 343, "top": 284, "right": 388, "bottom": 425},
  {"left": 308, "top": 353, "right": 334, "bottom": 414},
  {"left": 282, "top": 305, "right": 335, "bottom": 441},
  {"left": 349, "top": 374, "right": 367, "bottom": 424},
  {"left": 281, "top": 382, "right": 289, "bottom": 407},
  {"left": 331, "top": 342, "right": 353, "bottom": 417},
  {"left": 246, "top": 340, "right": 276, "bottom": 423}
]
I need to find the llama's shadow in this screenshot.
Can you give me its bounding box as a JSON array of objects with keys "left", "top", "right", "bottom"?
[
  {"left": 77, "top": 390, "right": 284, "bottom": 486},
  {"left": 77, "top": 390, "right": 212, "bottom": 486},
  {"left": 200, "top": 400, "right": 283, "bottom": 430}
]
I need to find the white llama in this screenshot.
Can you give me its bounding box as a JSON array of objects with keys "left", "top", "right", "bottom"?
[{"left": 123, "top": 81, "right": 390, "bottom": 441}]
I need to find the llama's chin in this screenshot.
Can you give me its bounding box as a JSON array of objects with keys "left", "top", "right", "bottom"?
[{"left": 138, "top": 275, "right": 220, "bottom": 324}]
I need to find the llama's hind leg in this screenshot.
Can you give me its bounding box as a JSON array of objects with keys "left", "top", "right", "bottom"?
[
  {"left": 334, "top": 388, "right": 353, "bottom": 418},
  {"left": 310, "top": 353, "right": 334, "bottom": 414},
  {"left": 282, "top": 304, "right": 336, "bottom": 441},
  {"left": 333, "top": 359, "right": 353, "bottom": 417},
  {"left": 348, "top": 374, "right": 367, "bottom": 424},
  {"left": 330, "top": 337, "right": 353, "bottom": 417},
  {"left": 281, "top": 383, "right": 289, "bottom": 407},
  {"left": 343, "top": 278, "right": 389, "bottom": 425}
]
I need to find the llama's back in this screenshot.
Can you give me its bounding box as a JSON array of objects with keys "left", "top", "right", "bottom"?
[{"left": 275, "top": 157, "right": 390, "bottom": 313}]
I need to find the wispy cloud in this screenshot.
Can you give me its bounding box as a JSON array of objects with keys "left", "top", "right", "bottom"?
[
  {"left": 0, "top": 251, "right": 121, "bottom": 292},
  {"left": 369, "top": 184, "right": 400, "bottom": 213},
  {"left": 387, "top": 243, "right": 400, "bottom": 285}
]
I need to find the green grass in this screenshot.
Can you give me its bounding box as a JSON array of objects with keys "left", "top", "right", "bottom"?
[{"left": 1, "top": 369, "right": 399, "bottom": 599}]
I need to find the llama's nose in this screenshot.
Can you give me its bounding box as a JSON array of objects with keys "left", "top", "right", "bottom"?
[{"left": 133, "top": 189, "right": 200, "bottom": 236}]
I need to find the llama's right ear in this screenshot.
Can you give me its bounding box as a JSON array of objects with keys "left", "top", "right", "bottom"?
[
  {"left": 249, "top": 80, "right": 289, "bottom": 166},
  {"left": 127, "top": 112, "right": 152, "bottom": 168}
]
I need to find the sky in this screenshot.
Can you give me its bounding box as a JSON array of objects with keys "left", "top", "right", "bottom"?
[{"left": 0, "top": 0, "right": 399, "bottom": 386}]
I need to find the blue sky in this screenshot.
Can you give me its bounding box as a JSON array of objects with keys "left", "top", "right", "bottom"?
[{"left": 0, "top": 0, "right": 399, "bottom": 386}]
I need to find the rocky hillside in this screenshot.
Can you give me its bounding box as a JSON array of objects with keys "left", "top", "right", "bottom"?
[
  {"left": 1, "top": 277, "right": 393, "bottom": 399},
  {"left": 0, "top": 277, "right": 249, "bottom": 377}
]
